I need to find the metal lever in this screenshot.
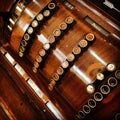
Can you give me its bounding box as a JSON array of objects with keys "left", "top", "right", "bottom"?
[{"left": 103, "top": 0, "right": 120, "bottom": 13}]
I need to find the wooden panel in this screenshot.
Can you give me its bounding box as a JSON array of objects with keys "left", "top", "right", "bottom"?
[{"left": 0, "top": 0, "right": 120, "bottom": 120}]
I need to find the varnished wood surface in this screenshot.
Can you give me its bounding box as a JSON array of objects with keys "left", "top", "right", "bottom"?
[
  {"left": 0, "top": 56, "right": 56, "bottom": 120},
  {"left": 0, "top": 0, "right": 120, "bottom": 120},
  {"left": 0, "top": 105, "right": 10, "bottom": 120},
  {"left": 10, "top": 0, "right": 51, "bottom": 52},
  {"left": 2, "top": 45, "right": 74, "bottom": 120}
]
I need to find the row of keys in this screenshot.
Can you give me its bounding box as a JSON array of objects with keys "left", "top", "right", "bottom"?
[
  {"left": 18, "top": 0, "right": 58, "bottom": 57},
  {"left": 86, "top": 63, "right": 116, "bottom": 94},
  {"left": 48, "top": 33, "right": 96, "bottom": 91},
  {"left": 7, "top": 1, "right": 26, "bottom": 31},
  {"left": 75, "top": 67, "right": 120, "bottom": 120},
  {"left": 33, "top": 16, "right": 75, "bottom": 73}
]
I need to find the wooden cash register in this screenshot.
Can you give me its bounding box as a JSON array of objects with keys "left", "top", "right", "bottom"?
[{"left": 0, "top": 0, "right": 120, "bottom": 120}]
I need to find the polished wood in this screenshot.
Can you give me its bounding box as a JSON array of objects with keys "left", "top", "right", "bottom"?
[
  {"left": 0, "top": 0, "right": 120, "bottom": 120},
  {"left": 0, "top": 53, "right": 55, "bottom": 120}
]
